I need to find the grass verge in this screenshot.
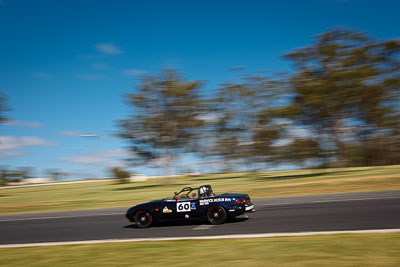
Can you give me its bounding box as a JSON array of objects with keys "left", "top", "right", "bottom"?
[
  {"left": 0, "top": 165, "right": 399, "bottom": 215},
  {"left": 1, "top": 233, "right": 400, "bottom": 266}
]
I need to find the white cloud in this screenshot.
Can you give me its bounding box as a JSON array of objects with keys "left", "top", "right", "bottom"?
[
  {"left": 288, "top": 127, "right": 313, "bottom": 139},
  {"left": 271, "top": 118, "right": 292, "bottom": 126},
  {"left": 0, "top": 150, "right": 27, "bottom": 158},
  {"left": 3, "top": 120, "right": 44, "bottom": 128},
  {"left": 149, "top": 155, "right": 174, "bottom": 167},
  {"left": 197, "top": 113, "right": 220, "bottom": 123},
  {"left": 57, "top": 131, "right": 82, "bottom": 136},
  {"left": 0, "top": 136, "right": 54, "bottom": 150},
  {"left": 0, "top": 136, "right": 54, "bottom": 158},
  {"left": 122, "top": 69, "right": 145, "bottom": 76},
  {"left": 91, "top": 63, "right": 109, "bottom": 70},
  {"left": 95, "top": 43, "right": 122, "bottom": 55},
  {"left": 97, "top": 150, "right": 129, "bottom": 157},
  {"left": 271, "top": 127, "right": 314, "bottom": 147},
  {"left": 271, "top": 139, "right": 292, "bottom": 147},
  {"left": 32, "top": 72, "right": 53, "bottom": 79},
  {"left": 62, "top": 149, "right": 129, "bottom": 164},
  {"left": 57, "top": 131, "right": 101, "bottom": 137}
]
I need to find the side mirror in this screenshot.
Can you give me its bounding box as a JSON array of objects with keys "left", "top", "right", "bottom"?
[{"left": 174, "top": 196, "right": 178, "bottom": 200}]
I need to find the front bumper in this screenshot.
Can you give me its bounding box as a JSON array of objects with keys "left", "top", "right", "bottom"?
[{"left": 126, "top": 213, "right": 135, "bottom": 222}]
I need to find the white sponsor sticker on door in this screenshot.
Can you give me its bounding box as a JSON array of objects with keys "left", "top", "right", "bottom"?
[{"left": 177, "top": 202, "right": 191, "bottom": 212}]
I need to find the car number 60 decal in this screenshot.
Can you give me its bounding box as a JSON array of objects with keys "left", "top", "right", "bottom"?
[{"left": 177, "top": 202, "right": 191, "bottom": 212}]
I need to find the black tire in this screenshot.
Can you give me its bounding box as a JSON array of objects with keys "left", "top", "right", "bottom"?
[
  {"left": 206, "top": 205, "right": 227, "bottom": 225},
  {"left": 134, "top": 210, "right": 153, "bottom": 228}
]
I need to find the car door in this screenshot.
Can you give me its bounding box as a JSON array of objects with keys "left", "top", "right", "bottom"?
[
  {"left": 186, "top": 197, "right": 202, "bottom": 220},
  {"left": 159, "top": 199, "right": 189, "bottom": 221},
  {"left": 159, "top": 199, "right": 179, "bottom": 221},
  {"left": 161, "top": 197, "right": 202, "bottom": 221}
]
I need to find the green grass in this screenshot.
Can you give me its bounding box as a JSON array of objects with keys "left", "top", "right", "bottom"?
[
  {"left": 1, "top": 165, "right": 399, "bottom": 215},
  {"left": 1, "top": 234, "right": 400, "bottom": 266}
]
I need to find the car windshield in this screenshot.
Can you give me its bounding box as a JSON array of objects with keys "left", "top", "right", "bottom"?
[
  {"left": 176, "top": 188, "right": 198, "bottom": 199},
  {"left": 172, "top": 185, "right": 214, "bottom": 200}
]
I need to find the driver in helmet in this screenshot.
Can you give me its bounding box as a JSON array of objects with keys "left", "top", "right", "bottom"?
[{"left": 199, "top": 186, "right": 207, "bottom": 197}]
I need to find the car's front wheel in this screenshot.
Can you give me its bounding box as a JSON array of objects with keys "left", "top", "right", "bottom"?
[
  {"left": 134, "top": 210, "right": 153, "bottom": 228},
  {"left": 206, "top": 205, "right": 227, "bottom": 225}
]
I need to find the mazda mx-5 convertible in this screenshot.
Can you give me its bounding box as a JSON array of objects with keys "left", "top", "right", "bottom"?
[{"left": 126, "top": 185, "right": 255, "bottom": 228}]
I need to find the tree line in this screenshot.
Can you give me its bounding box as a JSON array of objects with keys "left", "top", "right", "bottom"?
[
  {"left": 1, "top": 28, "right": 399, "bottom": 177},
  {"left": 119, "top": 28, "right": 400, "bottom": 173}
]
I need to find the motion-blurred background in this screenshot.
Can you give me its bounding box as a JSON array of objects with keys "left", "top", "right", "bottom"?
[{"left": 0, "top": 0, "right": 399, "bottom": 182}]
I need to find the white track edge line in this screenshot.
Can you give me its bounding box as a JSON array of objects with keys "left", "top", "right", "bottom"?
[
  {"left": 193, "top": 225, "right": 215, "bottom": 230},
  {"left": 0, "top": 213, "right": 123, "bottom": 222},
  {"left": 1, "top": 229, "right": 400, "bottom": 248},
  {"left": 259, "top": 196, "right": 400, "bottom": 206}
]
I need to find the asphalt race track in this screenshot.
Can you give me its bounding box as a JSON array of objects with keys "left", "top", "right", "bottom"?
[{"left": 0, "top": 190, "right": 399, "bottom": 245}]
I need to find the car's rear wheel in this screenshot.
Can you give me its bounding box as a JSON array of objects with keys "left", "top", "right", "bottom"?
[
  {"left": 134, "top": 210, "right": 153, "bottom": 228},
  {"left": 206, "top": 205, "right": 227, "bottom": 225}
]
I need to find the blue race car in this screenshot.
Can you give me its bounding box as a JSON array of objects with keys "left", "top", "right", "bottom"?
[{"left": 126, "top": 185, "right": 255, "bottom": 228}]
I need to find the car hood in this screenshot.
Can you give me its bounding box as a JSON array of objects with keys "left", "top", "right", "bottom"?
[
  {"left": 126, "top": 199, "right": 163, "bottom": 214},
  {"left": 140, "top": 199, "right": 164, "bottom": 205}
]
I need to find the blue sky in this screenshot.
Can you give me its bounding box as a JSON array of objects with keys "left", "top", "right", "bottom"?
[{"left": 1, "top": 0, "right": 399, "bottom": 179}]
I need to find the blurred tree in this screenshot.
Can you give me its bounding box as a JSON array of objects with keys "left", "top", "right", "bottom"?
[
  {"left": 0, "top": 92, "right": 10, "bottom": 123},
  {"left": 16, "top": 167, "right": 33, "bottom": 180},
  {"left": 119, "top": 69, "right": 205, "bottom": 174},
  {"left": 282, "top": 28, "right": 400, "bottom": 167},
  {"left": 207, "top": 72, "right": 285, "bottom": 170},
  {"left": 0, "top": 167, "right": 22, "bottom": 183},
  {"left": 1, "top": 93, "right": 11, "bottom": 180},
  {"left": 110, "top": 167, "right": 131, "bottom": 183},
  {"left": 17, "top": 167, "right": 34, "bottom": 180},
  {"left": 0, "top": 167, "right": 9, "bottom": 186},
  {"left": 46, "top": 169, "right": 68, "bottom": 181},
  {"left": 272, "top": 138, "right": 323, "bottom": 168},
  {"left": 117, "top": 30, "right": 398, "bottom": 172}
]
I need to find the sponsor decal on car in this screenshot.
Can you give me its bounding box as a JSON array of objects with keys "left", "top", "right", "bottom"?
[
  {"left": 191, "top": 203, "right": 196, "bottom": 210},
  {"left": 163, "top": 206, "right": 173, "bottom": 213},
  {"left": 199, "top": 197, "right": 232, "bottom": 206}
]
